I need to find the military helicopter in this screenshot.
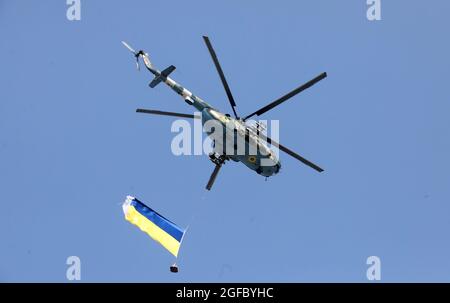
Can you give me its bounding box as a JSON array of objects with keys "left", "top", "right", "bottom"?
[{"left": 122, "top": 36, "right": 327, "bottom": 190}]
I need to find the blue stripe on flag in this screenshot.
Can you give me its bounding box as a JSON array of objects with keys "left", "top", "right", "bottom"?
[{"left": 131, "top": 199, "right": 184, "bottom": 242}]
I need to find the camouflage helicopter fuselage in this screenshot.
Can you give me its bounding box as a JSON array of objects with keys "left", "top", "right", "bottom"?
[{"left": 139, "top": 51, "right": 281, "bottom": 177}]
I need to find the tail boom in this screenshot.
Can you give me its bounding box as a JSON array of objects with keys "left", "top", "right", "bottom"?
[{"left": 132, "top": 47, "right": 213, "bottom": 111}]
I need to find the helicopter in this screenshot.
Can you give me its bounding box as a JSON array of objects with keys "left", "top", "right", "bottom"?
[{"left": 122, "top": 36, "right": 327, "bottom": 191}]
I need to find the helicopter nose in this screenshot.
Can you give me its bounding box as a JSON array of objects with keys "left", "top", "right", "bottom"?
[
  {"left": 256, "top": 163, "right": 280, "bottom": 177},
  {"left": 274, "top": 162, "right": 281, "bottom": 174}
]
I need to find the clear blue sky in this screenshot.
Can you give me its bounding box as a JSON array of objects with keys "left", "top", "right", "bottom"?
[{"left": 1, "top": 1, "right": 450, "bottom": 282}]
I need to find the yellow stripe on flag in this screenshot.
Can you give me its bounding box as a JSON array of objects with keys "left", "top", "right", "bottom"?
[{"left": 125, "top": 205, "right": 181, "bottom": 257}]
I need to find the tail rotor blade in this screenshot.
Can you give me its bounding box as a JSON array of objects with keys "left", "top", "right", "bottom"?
[
  {"left": 122, "top": 41, "right": 140, "bottom": 70},
  {"left": 136, "top": 59, "right": 140, "bottom": 71},
  {"left": 122, "top": 41, "right": 136, "bottom": 54},
  {"left": 206, "top": 164, "right": 222, "bottom": 191}
]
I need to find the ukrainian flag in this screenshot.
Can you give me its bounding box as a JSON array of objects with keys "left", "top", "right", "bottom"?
[{"left": 122, "top": 196, "right": 185, "bottom": 257}]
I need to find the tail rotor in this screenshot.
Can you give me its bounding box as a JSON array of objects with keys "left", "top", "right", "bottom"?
[{"left": 122, "top": 41, "right": 141, "bottom": 71}]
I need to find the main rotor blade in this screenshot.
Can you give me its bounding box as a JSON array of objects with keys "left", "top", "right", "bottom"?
[
  {"left": 136, "top": 108, "right": 200, "bottom": 119},
  {"left": 202, "top": 36, "right": 239, "bottom": 119},
  {"left": 260, "top": 134, "right": 324, "bottom": 172},
  {"left": 206, "top": 164, "right": 222, "bottom": 191},
  {"left": 243, "top": 72, "right": 327, "bottom": 120}
]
